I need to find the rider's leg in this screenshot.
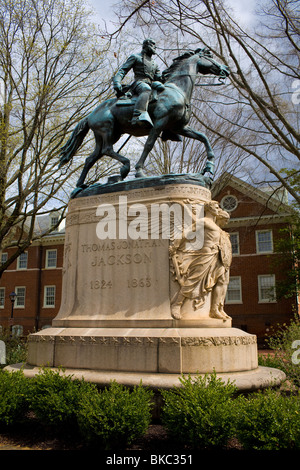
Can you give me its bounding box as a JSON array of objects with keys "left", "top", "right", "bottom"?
[{"left": 131, "top": 82, "right": 153, "bottom": 126}]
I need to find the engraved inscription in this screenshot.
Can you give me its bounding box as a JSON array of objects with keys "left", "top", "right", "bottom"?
[
  {"left": 90, "top": 280, "right": 112, "bottom": 289},
  {"left": 127, "top": 277, "right": 151, "bottom": 288},
  {"left": 90, "top": 252, "right": 152, "bottom": 266}
]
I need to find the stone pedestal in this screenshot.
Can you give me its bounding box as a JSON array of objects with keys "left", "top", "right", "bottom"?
[{"left": 23, "top": 176, "right": 285, "bottom": 392}]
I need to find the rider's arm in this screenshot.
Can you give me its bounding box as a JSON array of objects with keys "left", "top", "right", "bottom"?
[
  {"left": 112, "top": 54, "right": 137, "bottom": 90},
  {"left": 153, "top": 65, "right": 162, "bottom": 82}
]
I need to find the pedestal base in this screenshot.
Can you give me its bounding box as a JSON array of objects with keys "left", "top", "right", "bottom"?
[
  {"left": 6, "top": 363, "right": 285, "bottom": 394},
  {"left": 27, "top": 326, "right": 258, "bottom": 374}
]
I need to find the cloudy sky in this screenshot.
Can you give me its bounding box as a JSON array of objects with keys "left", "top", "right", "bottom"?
[{"left": 88, "top": 0, "right": 258, "bottom": 27}]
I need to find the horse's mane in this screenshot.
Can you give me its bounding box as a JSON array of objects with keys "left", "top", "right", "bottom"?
[
  {"left": 162, "top": 50, "right": 196, "bottom": 82},
  {"left": 162, "top": 47, "right": 212, "bottom": 82}
]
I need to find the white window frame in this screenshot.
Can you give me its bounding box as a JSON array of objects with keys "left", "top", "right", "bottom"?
[
  {"left": 1, "top": 252, "right": 8, "bottom": 266},
  {"left": 15, "top": 287, "right": 26, "bottom": 308},
  {"left": 258, "top": 275, "right": 276, "bottom": 303},
  {"left": 43, "top": 285, "right": 56, "bottom": 308},
  {"left": 17, "top": 252, "right": 28, "bottom": 270},
  {"left": 45, "top": 249, "right": 57, "bottom": 269},
  {"left": 229, "top": 232, "right": 240, "bottom": 256},
  {"left": 226, "top": 276, "right": 242, "bottom": 304},
  {"left": 220, "top": 194, "right": 238, "bottom": 212},
  {"left": 12, "top": 325, "right": 23, "bottom": 336},
  {"left": 50, "top": 214, "right": 59, "bottom": 229},
  {"left": 0, "top": 287, "right": 5, "bottom": 308},
  {"left": 256, "top": 230, "right": 273, "bottom": 254}
]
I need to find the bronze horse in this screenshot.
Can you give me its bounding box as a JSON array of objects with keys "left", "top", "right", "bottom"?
[{"left": 59, "top": 49, "right": 229, "bottom": 189}]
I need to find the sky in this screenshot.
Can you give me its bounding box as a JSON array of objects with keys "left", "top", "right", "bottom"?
[{"left": 87, "top": 0, "right": 258, "bottom": 28}]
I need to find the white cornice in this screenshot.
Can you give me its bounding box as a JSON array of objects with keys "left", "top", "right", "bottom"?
[
  {"left": 227, "top": 213, "right": 291, "bottom": 228},
  {"left": 32, "top": 234, "right": 65, "bottom": 246},
  {"left": 212, "top": 172, "right": 292, "bottom": 215}
]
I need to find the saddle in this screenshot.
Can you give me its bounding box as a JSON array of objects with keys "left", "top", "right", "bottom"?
[
  {"left": 115, "top": 82, "right": 182, "bottom": 141},
  {"left": 115, "top": 81, "right": 163, "bottom": 107}
]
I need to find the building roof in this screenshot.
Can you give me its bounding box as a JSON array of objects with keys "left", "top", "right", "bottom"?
[{"left": 212, "top": 172, "right": 291, "bottom": 213}]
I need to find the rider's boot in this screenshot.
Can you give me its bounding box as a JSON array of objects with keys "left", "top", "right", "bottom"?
[{"left": 131, "top": 91, "right": 153, "bottom": 127}]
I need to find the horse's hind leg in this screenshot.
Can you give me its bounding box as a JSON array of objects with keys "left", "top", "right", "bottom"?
[
  {"left": 76, "top": 134, "right": 102, "bottom": 188},
  {"left": 103, "top": 144, "right": 130, "bottom": 180}
]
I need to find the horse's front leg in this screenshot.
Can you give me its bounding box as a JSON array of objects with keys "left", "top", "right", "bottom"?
[
  {"left": 135, "top": 127, "right": 161, "bottom": 178},
  {"left": 178, "top": 125, "right": 215, "bottom": 176}
]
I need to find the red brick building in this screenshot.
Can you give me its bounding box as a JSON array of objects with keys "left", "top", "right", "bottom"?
[
  {"left": 0, "top": 174, "right": 298, "bottom": 345},
  {"left": 213, "top": 173, "right": 298, "bottom": 345},
  {"left": 0, "top": 215, "right": 65, "bottom": 336}
]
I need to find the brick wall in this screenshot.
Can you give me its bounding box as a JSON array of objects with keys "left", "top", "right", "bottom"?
[
  {"left": 215, "top": 183, "right": 297, "bottom": 346},
  {"left": 0, "top": 242, "right": 64, "bottom": 335}
]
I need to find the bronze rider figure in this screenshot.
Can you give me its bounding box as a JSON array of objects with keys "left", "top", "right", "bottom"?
[{"left": 112, "top": 38, "right": 163, "bottom": 127}]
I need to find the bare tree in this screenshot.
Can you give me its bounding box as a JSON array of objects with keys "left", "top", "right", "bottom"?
[
  {"left": 0, "top": 0, "right": 114, "bottom": 278},
  {"left": 107, "top": 0, "right": 300, "bottom": 203}
]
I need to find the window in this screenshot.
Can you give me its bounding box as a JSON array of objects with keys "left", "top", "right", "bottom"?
[
  {"left": 230, "top": 233, "right": 239, "bottom": 255},
  {"left": 221, "top": 195, "right": 238, "bottom": 212},
  {"left": 258, "top": 275, "right": 276, "bottom": 302},
  {"left": 12, "top": 325, "right": 23, "bottom": 336},
  {"left": 226, "top": 276, "right": 242, "bottom": 303},
  {"left": 0, "top": 288, "right": 5, "bottom": 308},
  {"left": 256, "top": 230, "right": 273, "bottom": 253},
  {"left": 17, "top": 252, "right": 28, "bottom": 270},
  {"left": 15, "top": 287, "right": 26, "bottom": 308},
  {"left": 44, "top": 286, "right": 56, "bottom": 307},
  {"left": 1, "top": 252, "right": 8, "bottom": 266},
  {"left": 46, "top": 250, "right": 57, "bottom": 268},
  {"left": 50, "top": 215, "right": 59, "bottom": 229}
]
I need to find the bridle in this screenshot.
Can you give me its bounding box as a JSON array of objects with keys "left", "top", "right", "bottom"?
[{"left": 165, "top": 53, "right": 228, "bottom": 87}]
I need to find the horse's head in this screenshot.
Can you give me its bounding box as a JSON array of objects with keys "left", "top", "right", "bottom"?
[{"left": 196, "top": 48, "right": 230, "bottom": 80}]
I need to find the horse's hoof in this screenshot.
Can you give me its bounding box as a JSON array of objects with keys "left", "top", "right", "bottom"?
[
  {"left": 120, "top": 164, "right": 130, "bottom": 179},
  {"left": 107, "top": 175, "right": 122, "bottom": 184},
  {"left": 70, "top": 187, "right": 84, "bottom": 198},
  {"left": 135, "top": 168, "right": 146, "bottom": 178}
]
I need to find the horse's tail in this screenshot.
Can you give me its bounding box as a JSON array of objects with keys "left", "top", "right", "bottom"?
[{"left": 59, "top": 117, "right": 90, "bottom": 167}]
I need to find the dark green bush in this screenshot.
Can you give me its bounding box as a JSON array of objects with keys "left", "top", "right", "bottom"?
[
  {"left": 0, "top": 330, "right": 27, "bottom": 368},
  {"left": 29, "top": 367, "right": 96, "bottom": 430},
  {"left": 160, "top": 372, "right": 237, "bottom": 449},
  {"left": 76, "top": 380, "right": 153, "bottom": 449},
  {"left": 235, "top": 389, "right": 300, "bottom": 450},
  {"left": 0, "top": 369, "right": 30, "bottom": 426},
  {"left": 262, "top": 314, "right": 300, "bottom": 388}
]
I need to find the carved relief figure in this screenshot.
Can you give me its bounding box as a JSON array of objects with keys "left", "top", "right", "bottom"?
[{"left": 169, "top": 200, "right": 232, "bottom": 321}]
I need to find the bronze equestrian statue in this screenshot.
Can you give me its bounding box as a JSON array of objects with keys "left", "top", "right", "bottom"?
[{"left": 59, "top": 43, "right": 229, "bottom": 192}]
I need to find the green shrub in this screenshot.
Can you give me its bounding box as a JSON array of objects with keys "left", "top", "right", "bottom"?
[
  {"left": 235, "top": 389, "right": 300, "bottom": 450},
  {"left": 29, "top": 367, "right": 96, "bottom": 431},
  {"left": 264, "top": 314, "right": 300, "bottom": 388},
  {"left": 0, "top": 369, "right": 30, "bottom": 426},
  {"left": 258, "top": 353, "right": 283, "bottom": 370},
  {"left": 76, "top": 381, "right": 153, "bottom": 449},
  {"left": 160, "top": 372, "right": 237, "bottom": 449},
  {"left": 0, "top": 330, "right": 27, "bottom": 368}
]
